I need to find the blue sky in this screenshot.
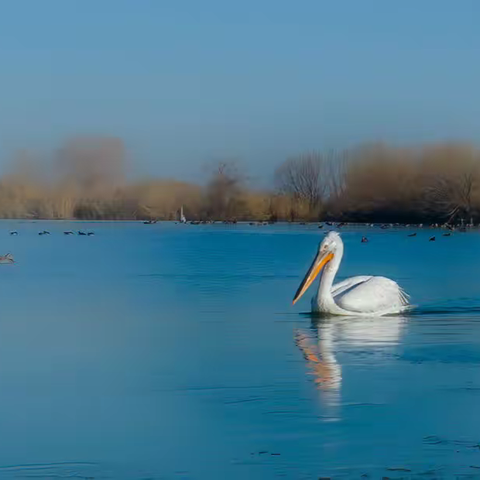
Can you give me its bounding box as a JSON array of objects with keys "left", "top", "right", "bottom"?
[{"left": 0, "top": 0, "right": 479, "bottom": 184}]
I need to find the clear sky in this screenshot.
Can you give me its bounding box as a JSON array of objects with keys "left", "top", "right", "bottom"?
[{"left": 0, "top": 0, "right": 479, "bottom": 184}]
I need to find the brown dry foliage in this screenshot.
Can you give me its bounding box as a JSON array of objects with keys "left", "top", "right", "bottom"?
[
  {"left": 1, "top": 138, "right": 480, "bottom": 223},
  {"left": 273, "top": 143, "right": 480, "bottom": 223}
]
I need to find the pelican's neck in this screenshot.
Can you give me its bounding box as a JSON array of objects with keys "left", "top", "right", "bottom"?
[{"left": 318, "top": 245, "right": 343, "bottom": 304}]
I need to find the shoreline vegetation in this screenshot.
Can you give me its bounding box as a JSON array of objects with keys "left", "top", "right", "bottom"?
[{"left": 3, "top": 138, "right": 480, "bottom": 225}]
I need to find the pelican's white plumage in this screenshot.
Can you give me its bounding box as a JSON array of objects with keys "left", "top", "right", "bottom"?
[{"left": 293, "top": 232, "right": 410, "bottom": 316}]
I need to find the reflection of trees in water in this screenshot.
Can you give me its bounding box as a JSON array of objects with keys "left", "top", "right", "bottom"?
[{"left": 295, "top": 315, "right": 407, "bottom": 418}]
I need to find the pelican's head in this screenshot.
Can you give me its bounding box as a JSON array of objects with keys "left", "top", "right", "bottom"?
[{"left": 292, "top": 231, "right": 343, "bottom": 305}]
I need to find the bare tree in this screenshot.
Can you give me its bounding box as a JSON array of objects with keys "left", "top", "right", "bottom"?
[
  {"left": 204, "top": 161, "right": 245, "bottom": 220},
  {"left": 422, "top": 144, "right": 480, "bottom": 223},
  {"left": 324, "top": 149, "right": 350, "bottom": 202},
  {"left": 274, "top": 152, "right": 328, "bottom": 212},
  {"left": 274, "top": 151, "right": 350, "bottom": 219},
  {"left": 425, "top": 171, "right": 477, "bottom": 223}
]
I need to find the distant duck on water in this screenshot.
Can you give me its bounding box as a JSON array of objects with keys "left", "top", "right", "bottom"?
[
  {"left": 408, "top": 232, "right": 417, "bottom": 237},
  {"left": 10, "top": 231, "right": 18, "bottom": 236},
  {"left": 429, "top": 236, "right": 436, "bottom": 242},
  {"left": 78, "top": 231, "right": 87, "bottom": 236},
  {"left": 0, "top": 253, "right": 14, "bottom": 264},
  {"left": 361, "top": 236, "right": 368, "bottom": 243},
  {"left": 39, "top": 231, "right": 50, "bottom": 236},
  {"left": 64, "top": 231, "right": 74, "bottom": 235}
]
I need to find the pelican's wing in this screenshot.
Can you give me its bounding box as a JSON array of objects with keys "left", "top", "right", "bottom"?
[
  {"left": 335, "top": 276, "right": 409, "bottom": 314},
  {"left": 331, "top": 276, "right": 372, "bottom": 297}
]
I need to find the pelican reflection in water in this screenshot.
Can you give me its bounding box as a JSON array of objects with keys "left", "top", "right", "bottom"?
[
  {"left": 293, "top": 232, "right": 410, "bottom": 316},
  {"left": 295, "top": 315, "right": 407, "bottom": 419}
]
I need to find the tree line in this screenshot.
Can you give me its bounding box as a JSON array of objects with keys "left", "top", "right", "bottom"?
[{"left": 1, "top": 138, "right": 479, "bottom": 223}]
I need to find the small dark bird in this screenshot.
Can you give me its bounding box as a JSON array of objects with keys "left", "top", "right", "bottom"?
[
  {"left": 64, "top": 231, "right": 74, "bottom": 235},
  {"left": 39, "top": 231, "right": 50, "bottom": 236},
  {"left": 443, "top": 233, "right": 451, "bottom": 237},
  {"left": 87, "top": 232, "right": 95, "bottom": 236},
  {"left": 78, "top": 231, "right": 87, "bottom": 236},
  {"left": 318, "top": 224, "right": 323, "bottom": 229},
  {"left": 10, "top": 231, "right": 18, "bottom": 236},
  {"left": 361, "top": 236, "right": 368, "bottom": 243},
  {"left": 408, "top": 232, "right": 417, "bottom": 237},
  {"left": 429, "top": 236, "right": 436, "bottom": 242}
]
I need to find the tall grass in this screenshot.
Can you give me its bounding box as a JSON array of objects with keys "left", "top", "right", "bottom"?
[{"left": 2, "top": 138, "right": 479, "bottom": 223}]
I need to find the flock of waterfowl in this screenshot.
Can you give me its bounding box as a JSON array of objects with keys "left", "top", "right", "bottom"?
[
  {"left": 162, "top": 217, "right": 475, "bottom": 232},
  {"left": 9, "top": 230, "right": 95, "bottom": 236},
  {"left": 166, "top": 218, "right": 472, "bottom": 244},
  {"left": 1, "top": 230, "right": 95, "bottom": 264},
  {"left": 304, "top": 220, "right": 472, "bottom": 237},
  {"left": 318, "top": 221, "right": 468, "bottom": 243},
  {"left": 143, "top": 213, "right": 478, "bottom": 247}
]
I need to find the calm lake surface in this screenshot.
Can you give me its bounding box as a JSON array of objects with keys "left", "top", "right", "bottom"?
[{"left": 0, "top": 221, "right": 479, "bottom": 479}]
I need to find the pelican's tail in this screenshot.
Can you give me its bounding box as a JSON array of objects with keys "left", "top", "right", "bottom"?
[{"left": 398, "top": 287, "right": 410, "bottom": 307}]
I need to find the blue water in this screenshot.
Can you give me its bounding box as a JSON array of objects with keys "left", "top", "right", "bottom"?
[{"left": 0, "top": 221, "right": 479, "bottom": 478}]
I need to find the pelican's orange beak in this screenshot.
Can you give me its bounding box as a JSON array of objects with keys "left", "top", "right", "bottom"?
[{"left": 292, "top": 251, "right": 334, "bottom": 305}]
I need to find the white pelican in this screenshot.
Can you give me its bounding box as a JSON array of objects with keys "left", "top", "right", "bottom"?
[{"left": 293, "top": 232, "right": 410, "bottom": 316}]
